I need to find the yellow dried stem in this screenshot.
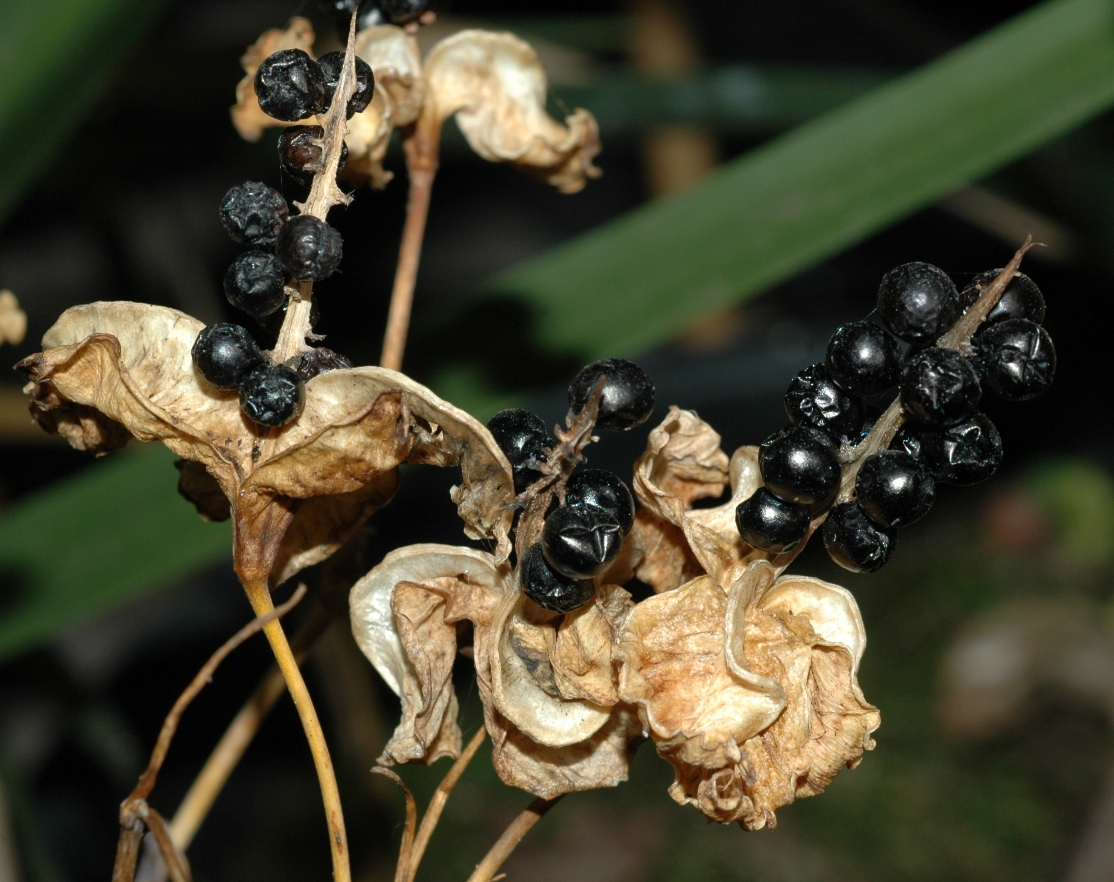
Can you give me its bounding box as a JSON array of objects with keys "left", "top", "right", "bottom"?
[{"left": 465, "top": 796, "right": 562, "bottom": 882}]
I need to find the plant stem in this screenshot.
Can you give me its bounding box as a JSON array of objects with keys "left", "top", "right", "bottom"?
[
  {"left": 465, "top": 796, "right": 562, "bottom": 882},
  {"left": 380, "top": 119, "right": 442, "bottom": 371},
  {"left": 167, "top": 601, "right": 335, "bottom": 853},
  {"left": 405, "top": 727, "right": 488, "bottom": 882},
  {"left": 243, "top": 581, "right": 351, "bottom": 882}
]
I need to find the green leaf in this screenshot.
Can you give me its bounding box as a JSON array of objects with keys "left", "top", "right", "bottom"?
[
  {"left": 0, "top": 0, "right": 170, "bottom": 223},
  {"left": 481, "top": 0, "right": 1114, "bottom": 360},
  {"left": 0, "top": 445, "right": 229, "bottom": 662}
]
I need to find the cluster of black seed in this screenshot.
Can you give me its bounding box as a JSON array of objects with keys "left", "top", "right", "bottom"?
[
  {"left": 488, "top": 359, "right": 655, "bottom": 614},
  {"left": 737, "top": 262, "right": 1056, "bottom": 573}
]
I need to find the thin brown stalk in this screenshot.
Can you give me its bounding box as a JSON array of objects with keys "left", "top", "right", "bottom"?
[
  {"left": 144, "top": 809, "right": 191, "bottom": 882},
  {"left": 166, "top": 601, "right": 335, "bottom": 852},
  {"left": 465, "top": 795, "right": 562, "bottom": 882},
  {"left": 243, "top": 580, "right": 350, "bottom": 882},
  {"left": 112, "top": 825, "right": 145, "bottom": 882},
  {"left": 379, "top": 117, "right": 442, "bottom": 371},
  {"left": 370, "top": 767, "right": 418, "bottom": 882},
  {"left": 405, "top": 727, "right": 488, "bottom": 882}
]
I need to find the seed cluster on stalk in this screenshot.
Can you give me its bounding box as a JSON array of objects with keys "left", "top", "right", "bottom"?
[
  {"left": 193, "top": 31, "right": 367, "bottom": 428},
  {"left": 737, "top": 255, "right": 1056, "bottom": 573},
  {"left": 487, "top": 358, "right": 654, "bottom": 614}
]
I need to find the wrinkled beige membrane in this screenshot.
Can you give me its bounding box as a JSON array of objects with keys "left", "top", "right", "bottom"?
[
  {"left": 351, "top": 408, "right": 879, "bottom": 825},
  {"left": 230, "top": 20, "right": 600, "bottom": 193},
  {"left": 18, "top": 303, "right": 515, "bottom": 581},
  {"left": 350, "top": 545, "right": 640, "bottom": 798}
]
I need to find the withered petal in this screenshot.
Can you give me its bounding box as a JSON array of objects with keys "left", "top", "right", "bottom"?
[{"left": 422, "top": 30, "right": 602, "bottom": 193}]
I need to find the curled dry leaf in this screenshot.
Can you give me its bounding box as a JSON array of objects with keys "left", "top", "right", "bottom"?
[
  {"left": 350, "top": 544, "right": 641, "bottom": 799},
  {"left": 17, "top": 302, "right": 515, "bottom": 585},
  {"left": 0, "top": 290, "right": 27, "bottom": 346},
  {"left": 421, "top": 30, "right": 602, "bottom": 193},
  {"left": 617, "top": 559, "right": 879, "bottom": 829},
  {"left": 632, "top": 407, "right": 771, "bottom": 593},
  {"left": 231, "top": 20, "right": 601, "bottom": 193}
]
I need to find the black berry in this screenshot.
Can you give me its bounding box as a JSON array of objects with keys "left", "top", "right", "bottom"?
[
  {"left": 890, "top": 424, "right": 924, "bottom": 460},
  {"left": 520, "top": 545, "right": 595, "bottom": 614},
  {"left": 918, "top": 412, "right": 1003, "bottom": 485},
  {"left": 877, "top": 262, "right": 959, "bottom": 344},
  {"left": 825, "top": 321, "right": 902, "bottom": 397},
  {"left": 822, "top": 502, "right": 896, "bottom": 573},
  {"left": 735, "top": 487, "right": 810, "bottom": 553},
  {"left": 900, "top": 347, "right": 981, "bottom": 428},
  {"left": 224, "top": 251, "right": 287, "bottom": 318},
  {"left": 277, "top": 215, "right": 343, "bottom": 282},
  {"left": 566, "top": 469, "right": 635, "bottom": 534},
  {"left": 278, "top": 126, "right": 348, "bottom": 187},
  {"left": 219, "top": 182, "right": 288, "bottom": 248},
  {"left": 855, "top": 451, "right": 934, "bottom": 528},
  {"left": 487, "top": 409, "right": 550, "bottom": 493},
  {"left": 974, "top": 319, "right": 1056, "bottom": 401},
  {"left": 959, "top": 269, "right": 1046, "bottom": 326},
  {"left": 192, "top": 324, "right": 264, "bottom": 390},
  {"left": 290, "top": 347, "right": 353, "bottom": 382},
  {"left": 375, "top": 0, "right": 430, "bottom": 24},
  {"left": 568, "top": 358, "right": 655, "bottom": 431},
  {"left": 317, "top": 51, "right": 375, "bottom": 118},
  {"left": 541, "top": 505, "right": 623, "bottom": 580},
  {"left": 239, "top": 363, "right": 306, "bottom": 427},
  {"left": 254, "top": 49, "right": 326, "bottom": 122},
  {"left": 785, "top": 362, "right": 865, "bottom": 441},
  {"left": 758, "top": 425, "right": 842, "bottom": 509}
]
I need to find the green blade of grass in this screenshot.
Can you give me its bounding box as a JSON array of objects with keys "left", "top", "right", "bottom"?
[
  {"left": 0, "top": 0, "right": 170, "bottom": 223},
  {"left": 0, "top": 445, "right": 229, "bottom": 662},
  {"left": 483, "top": 0, "right": 1114, "bottom": 359}
]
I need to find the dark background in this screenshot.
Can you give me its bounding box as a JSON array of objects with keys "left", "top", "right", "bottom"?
[{"left": 3, "top": 1, "right": 1114, "bottom": 880}]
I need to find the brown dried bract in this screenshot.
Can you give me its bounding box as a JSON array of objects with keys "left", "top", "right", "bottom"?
[
  {"left": 350, "top": 545, "right": 641, "bottom": 798},
  {"left": 617, "top": 560, "right": 879, "bottom": 829},
  {"left": 17, "top": 303, "right": 515, "bottom": 586}
]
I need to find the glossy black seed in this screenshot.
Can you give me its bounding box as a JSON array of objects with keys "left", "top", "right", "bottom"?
[
  {"left": 734, "top": 487, "right": 811, "bottom": 553},
  {"left": 278, "top": 126, "right": 348, "bottom": 187},
  {"left": 855, "top": 451, "right": 934, "bottom": 528},
  {"left": 877, "top": 262, "right": 959, "bottom": 344},
  {"left": 542, "top": 505, "right": 623, "bottom": 580},
  {"left": 785, "top": 362, "right": 865, "bottom": 440},
  {"left": 822, "top": 501, "right": 896, "bottom": 573},
  {"left": 192, "top": 324, "right": 264, "bottom": 390},
  {"left": 290, "top": 347, "right": 353, "bottom": 382},
  {"left": 487, "top": 409, "right": 550, "bottom": 493},
  {"left": 890, "top": 423, "right": 924, "bottom": 460},
  {"left": 758, "top": 425, "right": 842, "bottom": 509},
  {"left": 219, "top": 182, "right": 288, "bottom": 248},
  {"left": 958, "top": 269, "right": 1046, "bottom": 326},
  {"left": 520, "top": 545, "right": 595, "bottom": 614},
  {"left": 317, "top": 51, "right": 375, "bottom": 117},
  {"left": 566, "top": 469, "right": 635, "bottom": 534},
  {"left": 239, "top": 363, "right": 306, "bottom": 427},
  {"left": 254, "top": 49, "right": 326, "bottom": 122},
  {"left": 973, "top": 319, "right": 1056, "bottom": 401},
  {"left": 918, "top": 412, "right": 1003, "bottom": 485},
  {"left": 825, "top": 321, "right": 902, "bottom": 397},
  {"left": 376, "top": 0, "right": 430, "bottom": 24},
  {"left": 276, "top": 215, "right": 343, "bottom": 281},
  {"left": 224, "top": 251, "right": 287, "bottom": 318},
  {"left": 568, "top": 358, "right": 655, "bottom": 431},
  {"left": 900, "top": 347, "right": 981, "bottom": 428}
]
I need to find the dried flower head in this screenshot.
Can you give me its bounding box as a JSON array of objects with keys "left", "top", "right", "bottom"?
[
  {"left": 231, "top": 18, "right": 601, "bottom": 193},
  {"left": 350, "top": 404, "right": 879, "bottom": 827}
]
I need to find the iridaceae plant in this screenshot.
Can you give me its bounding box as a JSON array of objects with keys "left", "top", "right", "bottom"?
[{"left": 13, "top": 4, "right": 1055, "bottom": 880}]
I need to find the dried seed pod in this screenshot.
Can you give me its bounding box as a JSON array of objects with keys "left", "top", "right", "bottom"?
[{"left": 277, "top": 215, "right": 343, "bottom": 281}]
